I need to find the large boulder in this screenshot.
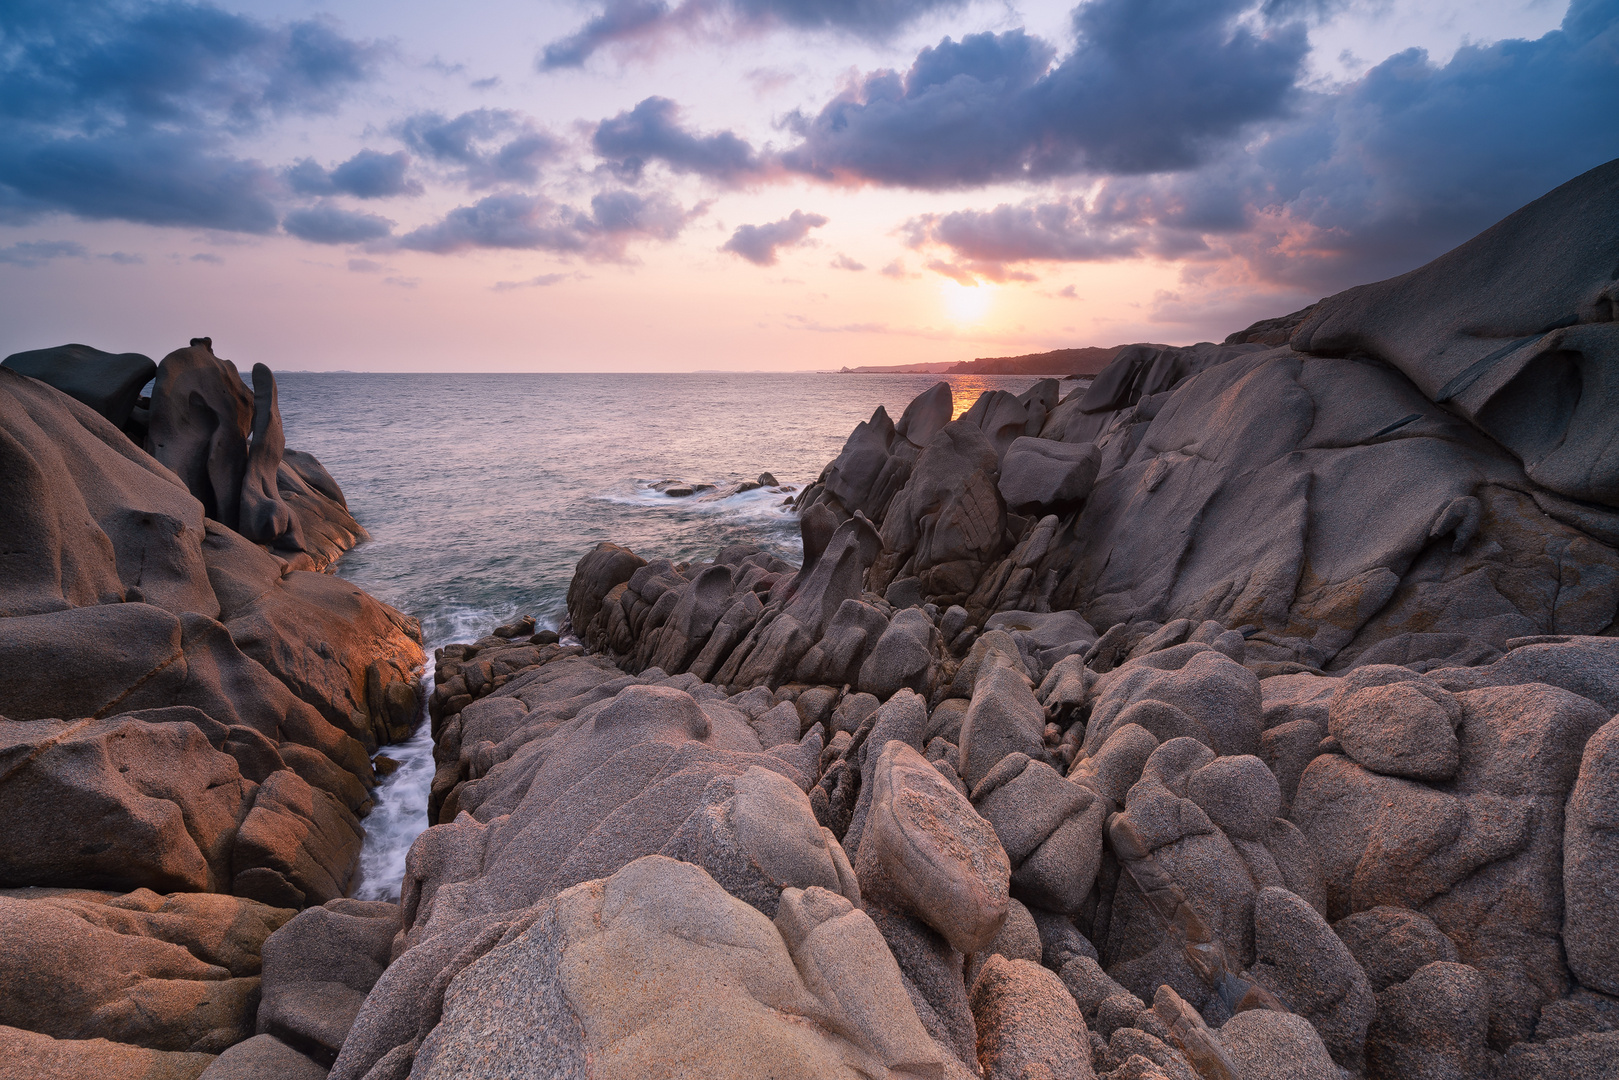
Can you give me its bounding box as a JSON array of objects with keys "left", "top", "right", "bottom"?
[
  {"left": 868, "top": 419, "right": 1006, "bottom": 606},
  {"left": 406, "top": 858, "right": 973, "bottom": 1080},
  {"left": 0, "top": 889, "right": 289, "bottom": 1053},
  {"left": 145, "top": 344, "right": 361, "bottom": 569},
  {"left": 256, "top": 898, "right": 400, "bottom": 1065},
  {"left": 1565, "top": 716, "right": 1619, "bottom": 996},
  {"left": 1, "top": 343, "right": 155, "bottom": 432},
  {"left": 0, "top": 1025, "right": 215, "bottom": 1080},
  {"left": 969, "top": 955, "right": 1095, "bottom": 1080},
  {"left": 854, "top": 740, "right": 1011, "bottom": 955},
  {"left": 0, "top": 366, "right": 215, "bottom": 619},
  {"left": 1291, "top": 158, "right": 1619, "bottom": 507},
  {"left": 998, "top": 436, "right": 1101, "bottom": 514},
  {"left": 0, "top": 716, "right": 248, "bottom": 894}
]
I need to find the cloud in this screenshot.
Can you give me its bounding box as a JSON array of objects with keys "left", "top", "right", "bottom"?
[
  {"left": 102, "top": 251, "right": 145, "bottom": 265},
  {"left": 907, "top": 0, "right": 1619, "bottom": 293},
  {"left": 593, "top": 97, "right": 770, "bottom": 184},
  {"left": 879, "top": 258, "right": 911, "bottom": 278},
  {"left": 0, "top": 1, "right": 378, "bottom": 233},
  {"left": 540, "top": 0, "right": 673, "bottom": 69},
  {"left": 779, "top": 0, "right": 1308, "bottom": 188},
  {"left": 539, "top": 0, "right": 964, "bottom": 70},
  {"left": 287, "top": 150, "right": 420, "bottom": 198},
  {"left": 721, "top": 209, "right": 827, "bottom": 264},
  {"left": 190, "top": 252, "right": 224, "bottom": 263},
  {"left": 283, "top": 204, "right": 394, "bottom": 244},
  {"left": 398, "top": 188, "right": 696, "bottom": 258},
  {"left": 830, "top": 253, "right": 865, "bottom": 270},
  {"left": 396, "top": 109, "right": 561, "bottom": 188},
  {"left": 0, "top": 131, "right": 283, "bottom": 232},
  {"left": 348, "top": 257, "right": 383, "bottom": 272},
  {"left": 0, "top": 240, "right": 88, "bottom": 266},
  {"left": 493, "top": 273, "right": 569, "bottom": 291}
]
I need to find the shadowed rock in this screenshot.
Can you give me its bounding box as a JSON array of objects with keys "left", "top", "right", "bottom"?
[{"left": 2, "top": 343, "right": 155, "bottom": 432}]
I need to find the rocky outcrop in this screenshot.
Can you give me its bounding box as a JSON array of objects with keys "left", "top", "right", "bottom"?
[
  {"left": 480, "top": 163, "right": 1619, "bottom": 1080},
  {"left": 1, "top": 343, "right": 156, "bottom": 436},
  {"left": 12, "top": 164, "right": 1619, "bottom": 1078},
  {"left": 144, "top": 342, "right": 364, "bottom": 570},
  {"left": 0, "top": 346, "right": 425, "bottom": 1073}
]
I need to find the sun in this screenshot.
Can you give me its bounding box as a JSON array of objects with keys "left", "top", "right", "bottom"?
[{"left": 940, "top": 278, "right": 994, "bottom": 323}]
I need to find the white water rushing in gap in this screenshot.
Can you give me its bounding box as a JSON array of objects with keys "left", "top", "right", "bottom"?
[{"left": 352, "top": 662, "right": 437, "bottom": 902}]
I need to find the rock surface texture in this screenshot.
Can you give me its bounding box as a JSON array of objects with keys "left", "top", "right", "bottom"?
[
  {"left": 9, "top": 165, "right": 1619, "bottom": 1077},
  {"left": 0, "top": 343, "right": 424, "bottom": 1073}
]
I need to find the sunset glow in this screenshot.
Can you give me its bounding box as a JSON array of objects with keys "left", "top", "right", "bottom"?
[{"left": 0, "top": 0, "right": 1607, "bottom": 370}]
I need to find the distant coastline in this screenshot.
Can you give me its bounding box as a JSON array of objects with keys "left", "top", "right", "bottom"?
[{"left": 838, "top": 343, "right": 1153, "bottom": 377}]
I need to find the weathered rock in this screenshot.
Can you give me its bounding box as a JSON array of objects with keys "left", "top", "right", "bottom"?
[
  {"left": 257, "top": 898, "right": 399, "bottom": 1066},
  {"left": 197, "top": 1034, "right": 328, "bottom": 1080},
  {"left": 1334, "top": 905, "right": 1460, "bottom": 993},
  {"left": 0, "top": 366, "right": 215, "bottom": 618},
  {"left": 0, "top": 1024, "right": 215, "bottom": 1080},
  {"left": 1291, "top": 158, "right": 1619, "bottom": 507},
  {"left": 0, "top": 716, "right": 248, "bottom": 894},
  {"left": 998, "top": 436, "right": 1101, "bottom": 513},
  {"left": 868, "top": 419, "right": 1006, "bottom": 606},
  {"left": 1328, "top": 670, "right": 1462, "bottom": 781},
  {"left": 1365, "top": 961, "right": 1495, "bottom": 1080},
  {"left": 1217, "top": 1010, "right": 1340, "bottom": 1080},
  {"left": 232, "top": 770, "right": 364, "bottom": 909},
  {"left": 412, "top": 858, "right": 973, "bottom": 1080},
  {"left": 970, "top": 954, "right": 1096, "bottom": 1080},
  {"left": 0, "top": 889, "right": 288, "bottom": 1053},
  {"left": 1084, "top": 645, "right": 1262, "bottom": 759},
  {"left": 973, "top": 753, "right": 1107, "bottom": 914},
  {"left": 1248, "top": 886, "right": 1376, "bottom": 1070},
  {"left": 958, "top": 664, "right": 1048, "bottom": 790},
  {"left": 857, "top": 606, "right": 940, "bottom": 700},
  {"left": 896, "top": 382, "right": 954, "bottom": 447},
  {"left": 2, "top": 343, "right": 155, "bottom": 432},
  {"left": 1565, "top": 716, "right": 1619, "bottom": 996},
  {"left": 1185, "top": 754, "right": 1280, "bottom": 841},
  {"left": 1500, "top": 1030, "right": 1619, "bottom": 1080},
  {"left": 856, "top": 740, "right": 1011, "bottom": 954}
]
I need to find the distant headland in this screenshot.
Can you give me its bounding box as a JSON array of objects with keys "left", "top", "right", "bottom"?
[{"left": 839, "top": 344, "right": 1146, "bottom": 377}]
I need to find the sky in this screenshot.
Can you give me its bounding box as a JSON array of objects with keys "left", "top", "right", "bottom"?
[{"left": 0, "top": 0, "right": 1614, "bottom": 371}]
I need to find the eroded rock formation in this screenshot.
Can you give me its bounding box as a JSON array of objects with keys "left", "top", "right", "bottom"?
[
  {"left": 6, "top": 163, "right": 1619, "bottom": 1078},
  {"left": 0, "top": 343, "right": 424, "bottom": 1071}
]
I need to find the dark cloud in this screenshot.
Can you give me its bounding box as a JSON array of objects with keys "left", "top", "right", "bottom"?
[
  {"left": 0, "top": 131, "right": 282, "bottom": 232},
  {"left": 398, "top": 188, "right": 695, "bottom": 258},
  {"left": 283, "top": 204, "right": 394, "bottom": 244},
  {"left": 396, "top": 109, "right": 561, "bottom": 188},
  {"left": 0, "top": 240, "right": 88, "bottom": 266},
  {"left": 539, "top": 0, "right": 963, "bottom": 70},
  {"left": 780, "top": 0, "right": 1307, "bottom": 187},
  {"left": 540, "top": 0, "right": 672, "bottom": 70},
  {"left": 593, "top": 97, "right": 769, "bottom": 184},
  {"left": 287, "top": 150, "right": 421, "bottom": 198},
  {"left": 721, "top": 209, "right": 826, "bottom": 264},
  {"left": 0, "top": 0, "right": 377, "bottom": 232},
  {"left": 908, "top": 0, "right": 1619, "bottom": 292}
]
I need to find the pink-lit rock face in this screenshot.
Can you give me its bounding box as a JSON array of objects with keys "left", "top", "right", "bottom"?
[{"left": 855, "top": 739, "right": 1011, "bottom": 955}]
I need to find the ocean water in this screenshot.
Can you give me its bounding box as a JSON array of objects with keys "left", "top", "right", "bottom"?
[{"left": 275, "top": 371, "right": 1051, "bottom": 898}]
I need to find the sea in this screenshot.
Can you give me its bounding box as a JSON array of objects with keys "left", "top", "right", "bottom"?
[{"left": 275, "top": 371, "right": 1053, "bottom": 900}]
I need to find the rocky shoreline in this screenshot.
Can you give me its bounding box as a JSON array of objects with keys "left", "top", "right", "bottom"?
[{"left": 1, "top": 162, "right": 1617, "bottom": 1079}]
